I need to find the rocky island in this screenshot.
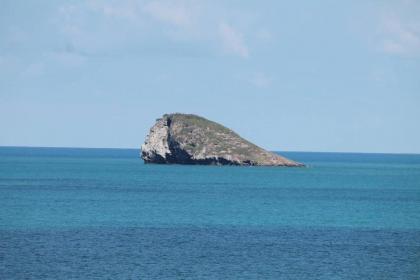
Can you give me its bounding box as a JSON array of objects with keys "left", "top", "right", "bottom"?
[{"left": 141, "top": 113, "right": 304, "bottom": 167}]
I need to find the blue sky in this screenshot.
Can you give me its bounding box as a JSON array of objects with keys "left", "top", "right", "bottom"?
[{"left": 1, "top": 0, "right": 419, "bottom": 153}]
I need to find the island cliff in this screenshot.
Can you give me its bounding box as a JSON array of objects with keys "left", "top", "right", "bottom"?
[{"left": 141, "top": 113, "right": 304, "bottom": 167}]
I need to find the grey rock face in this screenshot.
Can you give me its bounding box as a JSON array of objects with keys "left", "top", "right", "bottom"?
[{"left": 141, "top": 113, "right": 304, "bottom": 166}]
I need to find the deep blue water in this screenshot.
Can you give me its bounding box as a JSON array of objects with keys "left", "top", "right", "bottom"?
[{"left": 1, "top": 147, "right": 419, "bottom": 279}]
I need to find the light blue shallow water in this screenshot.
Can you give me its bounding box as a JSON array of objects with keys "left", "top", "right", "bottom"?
[{"left": 1, "top": 147, "right": 420, "bottom": 279}]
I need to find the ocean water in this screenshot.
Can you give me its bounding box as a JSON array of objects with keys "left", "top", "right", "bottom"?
[{"left": 1, "top": 147, "right": 419, "bottom": 279}]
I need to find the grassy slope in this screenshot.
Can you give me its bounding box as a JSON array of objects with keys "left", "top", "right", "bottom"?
[{"left": 165, "top": 113, "right": 292, "bottom": 164}]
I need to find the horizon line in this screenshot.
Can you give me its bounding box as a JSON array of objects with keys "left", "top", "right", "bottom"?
[{"left": 0, "top": 145, "right": 419, "bottom": 156}]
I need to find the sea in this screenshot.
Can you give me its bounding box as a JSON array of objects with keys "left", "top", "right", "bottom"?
[{"left": 1, "top": 147, "right": 419, "bottom": 279}]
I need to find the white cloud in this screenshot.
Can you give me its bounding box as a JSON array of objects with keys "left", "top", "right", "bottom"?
[
  {"left": 56, "top": 2, "right": 146, "bottom": 54},
  {"left": 54, "top": 1, "right": 258, "bottom": 59},
  {"left": 370, "top": 0, "right": 420, "bottom": 57},
  {"left": 219, "top": 22, "right": 249, "bottom": 58},
  {"left": 143, "top": 1, "right": 192, "bottom": 27},
  {"left": 381, "top": 15, "right": 420, "bottom": 56},
  {"left": 88, "top": 0, "right": 195, "bottom": 28},
  {"left": 57, "top": 4, "right": 90, "bottom": 49},
  {"left": 89, "top": 0, "right": 140, "bottom": 22}
]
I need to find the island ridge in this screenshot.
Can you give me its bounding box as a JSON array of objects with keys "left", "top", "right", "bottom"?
[{"left": 141, "top": 113, "right": 304, "bottom": 166}]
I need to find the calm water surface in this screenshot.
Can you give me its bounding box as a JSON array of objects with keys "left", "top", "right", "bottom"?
[{"left": 1, "top": 147, "right": 419, "bottom": 279}]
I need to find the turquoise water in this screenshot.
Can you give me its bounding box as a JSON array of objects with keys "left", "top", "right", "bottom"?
[{"left": 1, "top": 147, "right": 420, "bottom": 279}]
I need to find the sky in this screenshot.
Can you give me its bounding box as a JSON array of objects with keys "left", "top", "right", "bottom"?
[{"left": 1, "top": 0, "right": 420, "bottom": 153}]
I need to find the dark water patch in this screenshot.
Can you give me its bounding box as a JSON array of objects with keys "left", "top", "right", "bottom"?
[{"left": 1, "top": 226, "right": 419, "bottom": 279}]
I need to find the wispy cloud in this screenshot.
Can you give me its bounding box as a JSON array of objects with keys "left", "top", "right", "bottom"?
[
  {"left": 219, "top": 22, "right": 249, "bottom": 58},
  {"left": 381, "top": 14, "right": 420, "bottom": 56},
  {"left": 143, "top": 1, "right": 192, "bottom": 27},
  {"left": 57, "top": 4, "right": 91, "bottom": 50},
  {"left": 55, "top": 1, "right": 255, "bottom": 59},
  {"left": 87, "top": 0, "right": 142, "bottom": 22},
  {"left": 367, "top": 1, "right": 420, "bottom": 57},
  {"left": 88, "top": 0, "right": 198, "bottom": 29}
]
